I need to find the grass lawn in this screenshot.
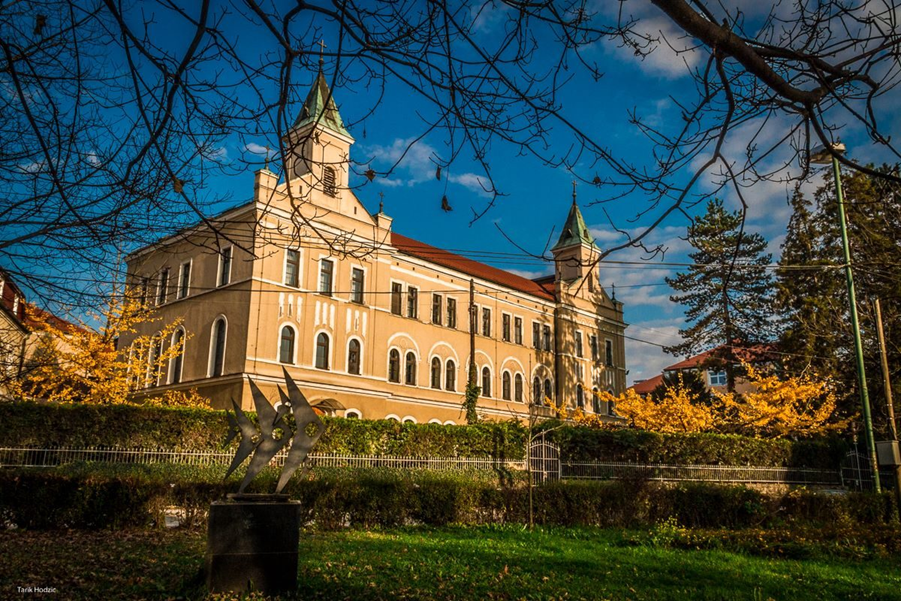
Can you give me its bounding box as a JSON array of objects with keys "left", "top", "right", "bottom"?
[{"left": 0, "top": 526, "right": 899, "bottom": 600}]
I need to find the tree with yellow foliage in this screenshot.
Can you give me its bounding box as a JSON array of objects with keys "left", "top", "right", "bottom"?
[{"left": 12, "top": 293, "right": 206, "bottom": 408}]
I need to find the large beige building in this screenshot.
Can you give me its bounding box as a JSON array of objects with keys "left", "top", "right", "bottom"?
[{"left": 121, "top": 71, "right": 628, "bottom": 424}]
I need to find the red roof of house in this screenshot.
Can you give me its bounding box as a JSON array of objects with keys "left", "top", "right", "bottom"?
[
  {"left": 391, "top": 232, "right": 556, "bottom": 301},
  {"left": 23, "top": 304, "right": 84, "bottom": 335},
  {"left": 664, "top": 344, "right": 777, "bottom": 371},
  {"left": 629, "top": 374, "right": 663, "bottom": 396}
]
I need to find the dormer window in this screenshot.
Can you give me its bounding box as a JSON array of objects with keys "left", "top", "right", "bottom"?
[{"left": 323, "top": 166, "right": 337, "bottom": 197}]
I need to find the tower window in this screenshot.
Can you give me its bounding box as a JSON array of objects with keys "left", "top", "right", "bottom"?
[{"left": 323, "top": 166, "right": 337, "bottom": 196}]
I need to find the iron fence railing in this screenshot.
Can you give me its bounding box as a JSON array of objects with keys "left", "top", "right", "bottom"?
[
  {"left": 0, "top": 446, "right": 525, "bottom": 472},
  {"left": 561, "top": 461, "right": 842, "bottom": 485}
]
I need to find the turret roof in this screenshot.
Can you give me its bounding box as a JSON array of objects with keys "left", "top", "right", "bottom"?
[
  {"left": 293, "top": 70, "right": 352, "bottom": 139},
  {"left": 551, "top": 200, "right": 596, "bottom": 251}
]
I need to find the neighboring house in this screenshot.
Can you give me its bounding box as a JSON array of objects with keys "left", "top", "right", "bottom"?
[
  {"left": 0, "top": 273, "right": 28, "bottom": 397},
  {"left": 119, "top": 68, "right": 628, "bottom": 424},
  {"left": 630, "top": 344, "right": 777, "bottom": 397}
]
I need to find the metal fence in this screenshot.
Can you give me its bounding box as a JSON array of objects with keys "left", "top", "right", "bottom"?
[
  {"left": 561, "top": 460, "right": 842, "bottom": 485},
  {"left": 0, "top": 446, "right": 525, "bottom": 472}
]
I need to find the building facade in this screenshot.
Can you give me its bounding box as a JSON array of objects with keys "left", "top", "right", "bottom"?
[{"left": 121, "top": 71, "right": 628, "bottom": 423}]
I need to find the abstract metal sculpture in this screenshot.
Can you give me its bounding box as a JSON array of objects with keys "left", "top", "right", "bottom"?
[{"left": 223, "top": 368, "right": 325, "bottom": 493}]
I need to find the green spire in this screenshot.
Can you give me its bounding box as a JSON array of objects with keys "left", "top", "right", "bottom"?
[
  {"left": 293, "top": 70, "right": 352, "bottom": 139},
  {"left": 552, "top": 199, "right": 595, "bottom": 251}
]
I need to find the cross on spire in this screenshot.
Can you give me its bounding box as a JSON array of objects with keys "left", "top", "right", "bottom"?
[
  {"left": 317, "top": 39, "right": 327, "bottom": 68},
  {"left": 572, "top": 180, "right": 577, "bottom": 204},
  {"left": 378, "top": 191, "right": 385, "bottom": 214}
]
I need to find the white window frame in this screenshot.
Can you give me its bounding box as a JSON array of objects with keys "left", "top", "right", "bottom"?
[
  {"left": 176, "top": 260, "right": 192, "bottom": 300},
  {"left": 284, "top": 248, "right": 302, "bottom": 288},
  {"left": 156, "top": 268, "right": 170, "bottom": 306},
  {"left": 207, "top": 316, "right": 228, "bottom": 377},
  {"left": 708, "top": 369, "right": 728, "bottom": 386},
  {"left": 346, "top": 336, "right": 364, "bottom": 375},
  {"left": 318, "top": 258, "right": 335, "bottom": 296},
  {"left": 314, "top": 330, "right": 332, "bottom": 370},
  {"left": 167, "top": 327, "right": 187, "bottom": 384},
  {"left": 217, "top": 246, "right": 233, "bottom": 288},
  {"left": 350, "top": 266, "right": 366, "bottom": 304},
  {"left": 501, "top": 312, "right": 512, "bottom": 342},
  {"left": 279, "top": 324, "right": 298, "bottom": 364}
]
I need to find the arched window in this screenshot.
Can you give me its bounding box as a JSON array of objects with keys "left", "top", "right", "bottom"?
[
  {"left": 323, "top": 166, "right": 337, "bottom": 196},
  {"left": 481, "top": 366, "right": 491, "bottom": 397},
  {"left": 544, "top": 378, "right": 552, "bottom": 402},
  {"left": 514, "top": 374, "right": 523, "bottom": 403},
  {"left": 279, "top": 326, "right": 296, "bottom": 364},
  {"left": 577, "top": 384, "right": 584, "bottom": 408},
  {"left": 533, "top": 377, "right": 542, "bottom": 405},
  {"left": 430, "top": 357, "right": 441, "bottom": 389},
  {"left": 607, "top": 389, "right": 616, "bottom": 415},
  {"left": 347, "top": 339, "right": 361, "bottom": 374},
  {"left": 210, "top": 318, "right": 226, "bottom": 377},
  {"left": 345, "top": 409, "right": 362, "bottom": 419},
  {"left": 502, "top": 371, "right": 511, "bottom": 400},
  {"left": 405, "top": 352, "right": 417, "bottom": 385},
  {"left": 445, "top": 360, "right": 456, "bottom": 391},
  {"left": 315, "top": 332, "right": 329, "bottom": 369},
  {"left": 388, "top": 349, "right": 400, "bottom": 383},
  {"left": 592, "top": 388, "right": 600, "bottom": 413},
  {"left": 169, "top": 328, "right": 185, "bottom": 384}
]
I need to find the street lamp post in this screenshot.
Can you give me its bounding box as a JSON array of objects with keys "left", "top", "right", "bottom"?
[{"left": 811, "top": 143, "right": 881, "bottom": 493}]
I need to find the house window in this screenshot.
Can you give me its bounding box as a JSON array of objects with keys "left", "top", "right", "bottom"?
[
  {"left": 430, "top": 357, "right": 441, "bottom": 389},
  {"left": 210, "top": 318, "right": 226, "bottom": 377},
  {"left": 590, "top": 335, "right": 599, "bottom": 361},
  {"left": 532, "top": 322, "right": 540, "bottom": 349},
  {"left": 139, "top": 277, "right": 149, "bottom": 307},
  {"left": 388, "top": 349, "right": 400, "bottom": 383},
  {"left": 177, "top": 262, "right": 191, "bottom": 299},
  {"left": 502, "top": 314, "right": 511, "bottom": 342},
  {"left": 405, "top": 352, "right": 417, "bottom": 385},
  {"left": 445, "top": 360, "right": 456, "bottom": 391},
  {"left": 319, "top": 259, "right": 334, "bottom": 295},
  {"left": 514, "top": 317, "right": 523, "bottom": 345},
  {"left": 147, "top": 337, "right": 163, "bottom": 387},
  {"left": 169, "top": 329, "right": 185, "bottom": 384},
  {"left": 575, "top": 332, "right": 583, "bottom": 358},
  {"left": 481, "top": 307, "right": 491, "bottom": 337},
  {"left": 502, "top": 372, "right": 511, "bottom": 400},
  {"left": 577, "top": 384, "right": 584, "bottom": 408},
  {"left": 347, "top": 339, "right": 361, "bottom": 374},
  {"left": 323, "top": 166, "right": 337, "bottom": 196},
  {"left": 285, "top": 249, "right": 300, "bottom": 287},
  {"left": 407, "top": 287, "right": 418, "bottom": 318},
  {"left": 481, "top": 366, "right": 491, "bottom": 397},
  {"left": 592, "top": 388, "right": 600, "bottom": 413},
  {"left": 708, "top": 369, "right": 727, "bottom": 386},
  {"left": 279, "top": 326, "right": 296, "bottom": 364},
  {"left": 607, "top": 390, "right": 616, "bottom": 416},
  {"left": 218, "top": 247, "right": 232, "bottom": 287},
  {"left": 391, "top": 283, "right": 403, "bottom": 315},
  {"left": 533, "top": 377, "right": 541, "bottom": 405},
  {"left": 605, "top": 339, "right": 614, "bottom": 366},
  {"left": 315, "top": 332, "right": 330, "bottom": 369},
  {"left": 156, "top": 268, "right": 169, "bottom": 305},
  {"left": 351, "top": 268, "right": 364, "bottom": 304},
  {"left": 432, "top": 294, "right": 443, "bottom": 325},
  {"left": 543, "top": 325, "right": 552, "bottom": 352},
  {"left": 544, "top": 378, "right": 552, "bottom": 401},
  {"left": 515, "top": 374, "right": 523, "bottom": 403},
  {"left": 446, "top": 298, "right": 457, "bottom": 329}
]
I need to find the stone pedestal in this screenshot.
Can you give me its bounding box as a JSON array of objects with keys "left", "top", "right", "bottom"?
[{"left": 206, "top": 495, "right": 300, "bottom": 595}]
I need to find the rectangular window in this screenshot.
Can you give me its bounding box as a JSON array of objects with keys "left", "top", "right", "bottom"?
[
  {"left": 542, "top": 324, "right": 551, "bottom": 352},
  {"left": 139, "top": 277, "right": 149, "bottom": 307},
  {"left": 285, "top": 249, "right": 300, "bottom": 287},
  {"left": 605, "top": 339, "right": 614, "bottom": 367},
  {"left": 708, "top": 369, "right": 727, "bottom": 386},
  {"left": 482, "top": 307, "right": 491, "bottom": 337},
  {"left": 218, "top": 247, "right": 232, "bottom": 287},
  {"left": 514, "top": 317, "right": 523, "bottom": 345},
  {"left": 447, "top": 298, "right": 457, "bottom": 329},
  {"left": 532, "top": 322, "right": 541, "bottom": 349},
  {"left": 391, "top": 282, "right": 403, "bottom": 315},
  {"left": 177, "top": 262, "right": 191, "bottom": 299},
  {"left": 319, "top": 259, "right": 334, "bottom": 295},
  {"left": 502, "top": 314, "right": 511, "bottom": 342},
  {"left": 351, "top": 267, "right": 364, "bottom": 304},
  {"left": 431, "top": 294, "right": 442, "bottom": 325},
  {"left": 156, "top": 268, "right": 169, "bottom": 306},
  {"left": 407, "top": 286, "right": 418, "bottom": 318},
  {"left": 590, "top": 335, "right": 599, "bottom": 361},
  {"left": 575, "top": 331, "right": 583, "bottom": 358}
]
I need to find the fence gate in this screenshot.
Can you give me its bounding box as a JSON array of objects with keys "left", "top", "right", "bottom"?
[{"left": 529, "top": 436, "right": 560, "bottom": 484}]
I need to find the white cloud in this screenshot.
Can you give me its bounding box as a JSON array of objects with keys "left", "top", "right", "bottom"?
[
  {"left": 245, "top": 142, "right": 275, "bottom": 156},
  {"left": 507, "top": 267, "right": 554, "bottom": 280},
  {"left": 624, "top": 320, "right": 683, "bottom": 385}
]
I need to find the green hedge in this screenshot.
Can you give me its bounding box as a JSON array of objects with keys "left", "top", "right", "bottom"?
[
  {"left": 0, "top": 464, "right": 894, "bottom": 531},
  {"left": 0, "top": 401, "right": 849, "bottom": 468}
]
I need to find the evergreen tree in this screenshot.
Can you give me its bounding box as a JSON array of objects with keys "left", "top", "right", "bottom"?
[{"left": 666, "top": 199, "right": 775, "bottom": 391}]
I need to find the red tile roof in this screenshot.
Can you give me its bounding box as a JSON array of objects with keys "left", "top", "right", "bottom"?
[
  {"left": 629, "top": 374, "right": 663, "bottom": 396},
  {"left": 390, "top": 232, "right": 556, "bottom": 301},
  {"left": 23, "top": 304, "right": 84, "bottom": 335},
  {"left": 664, "top": 344, "right": 777, "bottom": 371}
]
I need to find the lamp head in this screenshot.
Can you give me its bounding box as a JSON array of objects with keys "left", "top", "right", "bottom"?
[{"left": 810, "top": 142, "right": 847, "bottom": 165}]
